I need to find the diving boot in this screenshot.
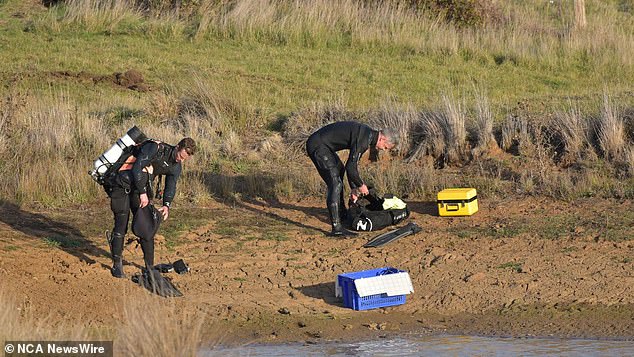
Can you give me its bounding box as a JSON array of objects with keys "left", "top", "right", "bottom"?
[
  {"left": 338, "top": 201, "right": 348, "bottom": 222},
  {"left": 329, "top": 223, "right": 358, "bottom": 238},
  {"left": 108, "top": 231, "right": 126, "bottom": 278},
  {"left": 339, "top": 193, "right": 348, "bottom": 221},
  {"left": 139, "top": 237, "right": 155, "bottom": 271},
  {"left": 111, "top": 256, "right": 125, "bottom": 278},
  {"left": 327, "top": 202, "right": 356, "bottom": 238}
]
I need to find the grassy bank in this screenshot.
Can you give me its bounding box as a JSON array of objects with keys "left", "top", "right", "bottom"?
[{"left": 0, "top": 0, "right": 633, "bottom": 207}]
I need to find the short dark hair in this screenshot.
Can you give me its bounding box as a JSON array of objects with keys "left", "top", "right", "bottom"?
[{"left": 177, "top": 137, "right": 197, "bottom": 155}]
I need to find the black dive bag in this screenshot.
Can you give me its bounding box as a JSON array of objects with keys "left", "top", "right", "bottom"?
[{"left": 347, "top": 192, "right": 409, "bottom": 232}]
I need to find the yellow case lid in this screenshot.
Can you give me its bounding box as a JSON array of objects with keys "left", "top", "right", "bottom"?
[{"left": 437, "top": 188, "right": 477, "bottom": 200}]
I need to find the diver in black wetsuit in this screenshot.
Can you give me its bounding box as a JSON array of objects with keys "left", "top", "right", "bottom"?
[
  {"left": 105, "top": 137, "right": 196, "bottom": 278},
  {"left": 306, "top": 121, "right": 398, "bottom": 237}
]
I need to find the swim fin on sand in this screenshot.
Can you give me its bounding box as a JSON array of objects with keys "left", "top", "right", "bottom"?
[
  {"left": 132, "top": 268, "right": 183, "bottom": 297},
  {"left": 363, "top": 222, "right": 422, "bottom": 248}
]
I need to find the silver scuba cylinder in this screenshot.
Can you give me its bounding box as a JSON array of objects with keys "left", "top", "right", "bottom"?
[{"left": 90, "top": 126, "right": 147, "bottom": 183}]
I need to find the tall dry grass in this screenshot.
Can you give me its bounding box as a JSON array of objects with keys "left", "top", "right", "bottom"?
[
  {"left": 0, "top": 288, "right": 209, "bottom": 357},
  {"left": 62, "top": 0, "right": 144, "bottom": 31},
  {"left": 205, "top": 0, "right": 422, "bottom": 47},
  {"left": 116, "top": 292, "right": 207, "bottom": 356},
  {"left": 407, "top": 110, "right": 445, "bottom": 163},
  {"left": 0, "top": 80, "right": 231, "bottom": 206},
  {"left": 501, "top": 115, "right": 530, "bottom": 154},
  {"left": 198, "top": 0, "right": 634, "bottom": 68},
  {"left": 597, "top": 92, "right": 626, "bottom": 162},
  {"left": 407, "top": 94, "right": 468, "bottom": 166},
  {"left": 439, "top": 93, "right": 468, "bottom": 164},
  {"left": 367, "top": 98, "right": 419, "bottom": 157},
  {"left": 144, "top": 74, "right": 247, "bottom": 157},
  {"left": 275, "top": 89, "right": 632, "bottom": 199},
  {"left": 0, "top": 290, "right": 90, "bottom": 344},
  {"left": 43, "top": 0, "right": 634, "bottom": 70},
  {"left": 364, "top": 159, "right": 439, "bottom": 199},
  {"left": 0, "top": 90, "right": 111, "bottom": 205},
  {"left": 106, "top": 75, "right": 250, "bottom": 205},
  {"left": 552, "top": 101, "right": 589, "bottom": 163},
  {"left": 40, "top": 0, "right": 188, "bottom": 36},
  {"left": 2, "top": 80, "right": 633, "bottom": 207},
  {"left": 281, "top": 97, "right": 353, "bottom": 154},
  {"left": 471, "top": 89, "right": 494, "bottom": 157},
  {"left": 627, "top": 146, "right": 634, "bottom": 177}
]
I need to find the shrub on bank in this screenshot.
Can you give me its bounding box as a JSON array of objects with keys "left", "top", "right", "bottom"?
[{"left": 409, "top": 0, "right": 503, "bottom": 28}]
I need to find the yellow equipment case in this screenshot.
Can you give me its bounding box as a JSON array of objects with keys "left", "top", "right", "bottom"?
[{"left": 437, "top": 188, "right": 478, "bottom": 216}]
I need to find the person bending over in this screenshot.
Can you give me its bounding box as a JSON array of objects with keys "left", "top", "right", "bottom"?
[
  {"left": 105, "top": 137, "right": 196, "bottom": 278},
  {"left": 306, "top": 121, "right": 397, "bottom": 237}
]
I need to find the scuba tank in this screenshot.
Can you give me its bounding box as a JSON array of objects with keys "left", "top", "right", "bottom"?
[{"left": 90, "top": 126, "right": 147, "bottom": 184}]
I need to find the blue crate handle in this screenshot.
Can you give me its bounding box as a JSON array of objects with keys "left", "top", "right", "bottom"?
[{"left": 377, "top": 267, "right": 400, "bottom": 276}]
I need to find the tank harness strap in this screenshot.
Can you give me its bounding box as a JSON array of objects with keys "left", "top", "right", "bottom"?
[
  {"left": 117, "top": 139, "right": 162, "bottom": 172},
  {"left": 118, "top": 155, "right": 137, "bottom": 172},
  {"left": 155, "top": 175, "right": 164, "bottom": 200}
]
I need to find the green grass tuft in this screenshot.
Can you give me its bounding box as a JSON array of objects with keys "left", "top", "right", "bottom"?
[
  {"left": 497, "top": 261, "right": 523, "bottom": 273},
  {"left": 261, "top": 231, "right": 289, "bottom": 241},
  {"left": 43, "top": 235, "right": 82, "bottom": 248}
]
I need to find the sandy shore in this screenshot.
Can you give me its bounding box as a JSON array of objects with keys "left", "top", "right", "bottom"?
[{"left": 0, "top": 196, "right": 633, "bottom": 344}]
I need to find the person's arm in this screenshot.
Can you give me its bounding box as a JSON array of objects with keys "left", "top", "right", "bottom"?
[
  {"left": 345, "top": 126, "right": 370, "bottom": 189},
  {"left": 162, "top": 169, "right": 180, "bottom": 207},
  {"left": 345, "top": 147, "right": 365, "bottom": 189},
  {"left": 132, "top": 142, "right": 158, "bottom": 195},
  {"left": 158, "top": 165, "right": 181, "bottom": 220}
]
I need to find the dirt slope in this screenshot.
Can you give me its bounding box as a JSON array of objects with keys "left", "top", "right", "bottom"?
[{"left": 0, "top": 196, "right": 633, "bottom": 343}]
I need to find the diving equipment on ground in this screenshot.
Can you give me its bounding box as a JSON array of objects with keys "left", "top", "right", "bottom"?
[
  {"left": 153, "top": 259, "right": 190, "bottom": 274},
  {"left": 154, "top": 263, "right": 174, "bottom": 273},
  {"left": 172, "top": 259, "right": 190, "bottom": 274},
  {"left": 363, "top": 222, "right": 422, "bottom": 248},
  {"left": 348, "top": 191, "right": 410, "bottom": 232},
  {"left": 132, "top": 268, "right": 183, "bottom": 298},
  {"left": 90, "top": 126, "right": 147, "bottom": 185}
]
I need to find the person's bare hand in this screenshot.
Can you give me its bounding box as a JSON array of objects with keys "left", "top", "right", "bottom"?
[
  {"left": 358, "top": 184, "right": 369, "bottom": 196},
  {"left": 139, "top": 193, "right": 149, "bottom": 208},
  {"left": 158, "top": 206, "right": 169, "bottom": 221}
]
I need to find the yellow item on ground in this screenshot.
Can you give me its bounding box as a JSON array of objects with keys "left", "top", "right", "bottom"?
[
  {"left": 382, "top": 196, "right": 407, "bottom": 210},
  {"left": 437, "top": 188, "right": 478, "bottom": 216}
]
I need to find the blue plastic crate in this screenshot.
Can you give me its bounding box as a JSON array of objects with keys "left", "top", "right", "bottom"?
[{"left": 337, "top": 267, "right": 407, "bottom": 311}]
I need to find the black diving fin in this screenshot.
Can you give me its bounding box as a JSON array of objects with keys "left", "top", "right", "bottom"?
[
  {"left": 363, "top": 222, "right": 422, "bottom": 248},
  {"left": 132, "top": 268, "right": 183, "bottom": 297}
]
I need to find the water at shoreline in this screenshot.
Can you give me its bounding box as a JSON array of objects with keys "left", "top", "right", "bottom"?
[{"left": 201, "top": 334, "right": 634, "bottom": 356}]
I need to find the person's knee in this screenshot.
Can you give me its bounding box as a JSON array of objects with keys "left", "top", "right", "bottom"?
[
  {"left": 138, "top": 234, "right": 155, "bottom": 244},
  {"left": 112, "top": 211, "right": 129, "bottom": 232},
  {"left": 326, "top": 173, "right": 343, "bottom": 199},
  {"left": 332, "top": 177, "right": 343, "bottom": 194},
  {"left": 113, "top": 210, "right": 128, "bottom": 220},
  {"left": 326, "top": 168, "right": 342, "bottom": 184}
]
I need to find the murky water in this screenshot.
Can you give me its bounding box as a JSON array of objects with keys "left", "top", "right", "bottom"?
[{"left": 201, "top": 335, "right": 634, "bottom": 357}]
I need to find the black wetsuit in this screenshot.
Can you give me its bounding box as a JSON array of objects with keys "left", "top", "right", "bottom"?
[
  {"left": 107, "top": 141, "right": 182, "bottom": 270},
  {"left": 306, "top": 121, "right": 378, "bottom": 230}
]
